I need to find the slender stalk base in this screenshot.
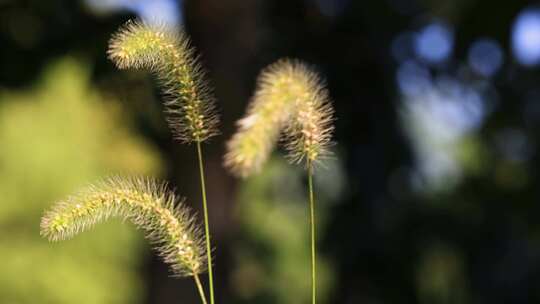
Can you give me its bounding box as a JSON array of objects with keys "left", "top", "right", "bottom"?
[
  {"left": 196, "top": 141, "right": 215, "bottom": 304},
  {"left": 194, "top": 274, "right": 208, "bottom": 304},
  {"left": 307, "top": 162, "right": 316, "bottom": 304}
]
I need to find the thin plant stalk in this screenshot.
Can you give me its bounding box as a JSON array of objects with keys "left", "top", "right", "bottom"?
[
  {"left": 308, "top": 160, "right": 316, "bottom": 304},
  {"left": 224, "top": 59, "right": 334, "bottom": 304},
  {"left": 196, "top": 141, "right": 215, "bottom": 304},
  {"left": 193, "top": 274, "right": 209, "bottom": 304}
]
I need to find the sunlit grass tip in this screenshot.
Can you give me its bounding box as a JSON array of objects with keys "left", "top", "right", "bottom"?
[
  {"left": 40, "top": 176, "right": 206, "bottom": 277},
  {"left": 108, "top": 19, "right": 219, "bottom": 143},
  {"left": 224, "top": 59, "right": 334, "bottom": 177},
  {"left": 281, "top": 62, "right": 334, "bottom": 167}
]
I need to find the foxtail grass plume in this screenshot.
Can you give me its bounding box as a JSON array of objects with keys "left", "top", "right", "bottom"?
[
  {"left": 282, "top": 66, "right": 334, "bottom": 166},
  {"left": 225, "top": 59, "right": 334, "bottom": 177},
  {"left": 108, "top": 20, "right": 219, "bottom": 143},
  {"left": 40, "top": 177, "right": 206, "bottom": 277}
]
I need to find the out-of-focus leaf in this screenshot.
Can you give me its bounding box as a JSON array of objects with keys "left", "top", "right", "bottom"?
[{"left": 0, "top": 57, "right": 163, "bottom": 304}]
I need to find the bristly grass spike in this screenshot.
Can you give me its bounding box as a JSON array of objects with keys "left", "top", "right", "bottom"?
[
  {"left": 40, "top": 176, "right": 206, "bottom": 278},
  {"left": 108, "top": 20, "right": 219, "bottom": 144},
  {"left": 225, "top": 59, "right": 334, "bottom": 176}
]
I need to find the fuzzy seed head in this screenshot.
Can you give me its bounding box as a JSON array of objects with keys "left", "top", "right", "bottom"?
[
  {"left": 108, "top": 20, "right": 219, "bottom": 143},
  {"left": 282, "top": 66, "right": 334, "bottom": 165},
  {"left": 224, "top": 59, "right": 334, "bottom": 177},
  {"left": 40, "top": 176, "right": 206, "bottom": 277}
]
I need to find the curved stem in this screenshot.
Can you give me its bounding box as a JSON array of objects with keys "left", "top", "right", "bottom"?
[
  {"left": 193, "top": 274, "right": 208, "bottom": 304},
  {"left": 196, "top": 141, "right": 215, "bottom": 304},
  {"left": 308, "top": 161, "right": 316, "bottom": 304}
]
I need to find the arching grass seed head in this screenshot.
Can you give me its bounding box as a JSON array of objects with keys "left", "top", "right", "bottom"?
[
  {"left": 40, "top": 176, "right": 206, "bottom": 277},
  {"left": 108, "top": 20, "right": 219, "bottom": 143},
  {"left": 224, "top": 59, "right": 334, "bottom": 176}
]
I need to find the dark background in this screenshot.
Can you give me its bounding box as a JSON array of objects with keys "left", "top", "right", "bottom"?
[{"left": 1, "top": 0, "right": 540, "bottom": 303}]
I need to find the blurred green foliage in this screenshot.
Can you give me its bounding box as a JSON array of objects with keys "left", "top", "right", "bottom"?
[
  {"left": 416, "top": 242, "right": 470, "bottom": 304},
  {"left": 230, "top": 157, "right": 336, "bottom": 304},
  {"left": 0, "top": 57, "right": 163, "bottom": 303}
]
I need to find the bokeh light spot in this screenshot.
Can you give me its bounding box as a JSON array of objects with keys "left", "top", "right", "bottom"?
[
  {"left": 85, "top": 0, "right": 181, "bottom": 26},
  {"left": 396, "top": 60, "right": 431, "bottom": 96},
  {"left": 414, "top": 22, "right": 454, "bottom": 64},
  {"left": 468, "top": 38, "right": 504, "bottom": 77},
  {"left": 512, "top": 8, "right": 540, "bottom": 66}
]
